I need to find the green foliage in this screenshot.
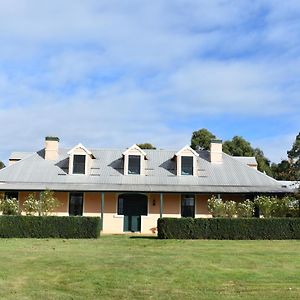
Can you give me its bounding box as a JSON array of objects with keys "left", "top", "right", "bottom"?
[
  {"left": 254, "top": 196, "right": 274, "bottom": 218},
  {"left": 207, "top": 196, "right": 225, "bottom": 217},
  {"left": 0, "top": 198, "right": 19, "bottom": 215},
  {"left": 208, "top": 196, "right": 237, "bottom": 218},
  {"left": 255, "top": 195, "right": 298, "bottom": 217},
  {"left": 23, "top": 193, "right": 40, "bottom": 215},
  {"left": 271, "top": 160, "right": 297, "bottom": 180},
  {"left": 223, "top": 136, "right": 254, "bottom": 157},
  {"left": 191, "top": 128, "right": 216, "bottom": 150},
  {"left": 0, "top": 216, "right": 101, "bottom": 238},
  {"left": 272, "top": 132, "right": 300, "bottom": 180},
  {"left": 137, "top": 143, "right": 156, "bottom": 149},
  {"left": 224, "top": 200, "right": 237, "bottom": 218},
  {"left": 23, "top": 190, "right": 61, "bottom": 216},
  {"left": 237, "top": 200, "right": 254, "bottom": 218},
  {"left": 158, "top": 218, "right": 300, "bottom": 240}
]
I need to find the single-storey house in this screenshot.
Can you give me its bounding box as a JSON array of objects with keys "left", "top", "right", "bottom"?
[{"left": 0, "top": 137, "right": 290, "bottom": 233}]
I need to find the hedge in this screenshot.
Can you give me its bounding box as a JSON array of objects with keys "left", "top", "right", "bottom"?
[
  {"left": 0, "top": 216, "right": 101, "bottom": 238},
  {"left": 157, "top": 217, "right": 300, "bottom": 240}
]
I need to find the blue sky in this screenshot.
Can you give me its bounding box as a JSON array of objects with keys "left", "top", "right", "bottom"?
[{"left": 0, "top": 0, "right": 299, "bottom": 164}]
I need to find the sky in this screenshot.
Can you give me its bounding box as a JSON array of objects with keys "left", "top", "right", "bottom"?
[{"left": 0, "top": 0, "right": 299, "bottom": 164}]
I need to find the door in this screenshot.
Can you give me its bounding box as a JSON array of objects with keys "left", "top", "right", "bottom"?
[
  {"left": 69, "top": 192, "right": 83, "bottom": 216},
  {"left": 118, "top": 194, "right": 148, "bottom": 232}
]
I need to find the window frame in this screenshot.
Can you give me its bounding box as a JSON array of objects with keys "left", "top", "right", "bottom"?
[
  {"left": 69, "top": 192, "right": 84, "bottom": 216},
  {"left": 181, "top": 156, "right": 194, "bottom": 176},
  {"left": 72, "top": 154, "right": 86, "bottom": 175},
  {"left": 181, "top": 194, "right": 195, "bottom": 218},
  {"left": 128, "top": 155, "right": 141, "bottom": 175}
]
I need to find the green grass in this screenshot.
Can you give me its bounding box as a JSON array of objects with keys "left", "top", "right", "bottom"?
[{"left": 0, "top": 236, "right": 300, "bottom": 299}]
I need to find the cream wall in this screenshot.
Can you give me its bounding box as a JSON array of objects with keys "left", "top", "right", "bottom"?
[{"left": 1, "top": 190, "right": 249, "bottom": 233}]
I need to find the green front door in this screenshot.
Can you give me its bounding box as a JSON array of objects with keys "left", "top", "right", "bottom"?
[{"left": 118, "top": 194, "right": 148, "bottom": 232}]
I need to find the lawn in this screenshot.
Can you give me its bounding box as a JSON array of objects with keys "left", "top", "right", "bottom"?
[{"left": 0, "top": 236, "right": 300, "bottom": 299}]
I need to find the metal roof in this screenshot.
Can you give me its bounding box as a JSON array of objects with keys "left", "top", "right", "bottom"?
[{"left": 0, "top": 148, "right": 290, "bottom": 194}]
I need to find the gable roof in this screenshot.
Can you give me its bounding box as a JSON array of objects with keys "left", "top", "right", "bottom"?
[
  {"left": 122, "top": 144, "right": 147, "bottom": 156},
  {"left": 175, "top": 145, "right": 199, "bottom": 157},
  {"left": 67, "top": 143, "right": 93, "bottom": 156},
  {"left": 0, "top": 147, "right": 289, "bottom": 194}
]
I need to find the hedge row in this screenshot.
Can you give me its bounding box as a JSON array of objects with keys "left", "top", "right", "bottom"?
[
  {"left": 0, "top": 216, "right": 101, "bottom": 238},
  {"left": 157, "top": 217, "right": 300, "bottom": 239}
]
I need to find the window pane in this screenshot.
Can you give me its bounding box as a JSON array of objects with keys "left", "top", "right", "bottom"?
[
  {"left": 73, "top": 155, "right": 86, "bottom": 174},
  {"left": 118, "top": 197, "right": 124, "bottom": 215},
  {"left": 181, "top": 194, "right": 195, "bottom": 217},
  {"left": 4, "top": 192, "right": 18, "bottom": 200},
  {"left": 128, "top": 155, "right": 140, "bottom": 175},
  {"left": 69, "top": 192, "right": 83, "bottom": 216},
  {"left": 181, "top": 156, "right": 193, "bottom": 175}
]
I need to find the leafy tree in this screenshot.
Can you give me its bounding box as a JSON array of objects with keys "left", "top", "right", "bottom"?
[
  {"left": 271, "top": 160, "right": 297, "bottom": 180},
  {"left": 191, "top": 128, "right": 216, "bottom": 150},
  {"left": 288, "top": 132, "right": 300, "bottom": 164},
  {"left": 272, "top": 132, "right": 300, "bottom": 181},
  {"left": 23, "top": 190, "right": 60, "bottom": 216},
  {"left": 137, "top": 143, "right": 156, "bottom": 149},
  {"left": 223, "top": 136, "right": 272, "bottom": 175}
]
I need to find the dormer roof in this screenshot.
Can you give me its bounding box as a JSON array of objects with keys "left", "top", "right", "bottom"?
[
  {"left": 67, "top": 143, "right": 95, "bottom": 158},
  {"left": 175, "top": 145, "right": 199, "bottom": 157},
  {"left": 122, "top": 144, "right": 147, "bottom": 157}
]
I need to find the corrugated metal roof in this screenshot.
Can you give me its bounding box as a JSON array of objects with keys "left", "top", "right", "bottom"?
[
  {"left": 0, "top": 148, "right": 290, "bottom": 193},
  {"left": 233, "top": 156, "right": 257, "bottom": 165}
]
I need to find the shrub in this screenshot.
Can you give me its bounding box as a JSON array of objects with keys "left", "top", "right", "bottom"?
[
  {"left": 237, "top": 200, "right": 254, "bottom": 218},
  {"left": 224, "top": 201, "right": 237, "bottom": 218},
  {"left": 0, "top": 216, "right": 101, "bottom": 238},
  {"left": 158, "top": 217, "right": 300, "bottom": 240},
  {"left": 23, "top": 190, "right": 61, "bottom": 216},
  {"left": 207, "top": 196, "right": 225, "bottom": 217},
  {"left": 0, "top": 198, "right": 19, "bottom": 215},
  {"left": 255, "top": 196, "right": 273, "bottom": 218}
]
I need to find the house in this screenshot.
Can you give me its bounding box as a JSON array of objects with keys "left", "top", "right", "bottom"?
[{"left": 0, "top": 137, "right": 291, "bottom": 234}]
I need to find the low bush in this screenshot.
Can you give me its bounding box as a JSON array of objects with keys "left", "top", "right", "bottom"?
[
  {"left": 157, "top": 217, "right": 300, "bottom": 240},
  {"left": 0, "top": 216, "right": 101, "bottom": 238}
]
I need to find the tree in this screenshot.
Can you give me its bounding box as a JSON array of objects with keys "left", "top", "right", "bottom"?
[
  {"left": 223, "top": 136, "right": 254, "bottom": 157},
  {"left": 272, "top": 132, "right": 300, "bottom": 181},
  {"left": 223, "top": 136, "right": 272, "bottom": 175},
  {"left": 191, "top": 128, "right": 216, "bottom": 150},
  {"left": 288, "top": 132, "right": 300, "bottom": 164},
  {"left": 137, "top": 143, "right": 156, "bottom": 149}
]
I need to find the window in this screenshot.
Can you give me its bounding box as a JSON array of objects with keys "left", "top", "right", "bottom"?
[
  {"left": 73, "top": 155, "right": 86, "bottom": 174},
  {"left": 69, "top": 192, "right": 83, "bottom": 216},
  {"left": 4, "top": 191, "right": 18, "bottom": 200},
  {"left": 181, "top": 194, "right": 195, "bottom": 217},
  {"left": 181, "top": 156, "right": 193, "bottom": 175},
  {"left": 128, "top": 155, "right": 141, "bottom": 175}
]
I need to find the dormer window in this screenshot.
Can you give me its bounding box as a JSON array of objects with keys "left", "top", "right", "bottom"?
[
  {"left": 73, "top": 155, "right": 86, "bottom": 174},
  {"left": 67, "top": 143, "right": 95, "bottom": 175},
  {"left": 128, "top": 155, "right": 141, "bottom": 175},
  {"left": 175, "top": 145, "right": 199, "bottom": 176},
  {"left": 122, "top": 144, "right": 147, "bottom": 176},
  {"left": 181, "top": 156, "right": 193, "bottom": 175}
]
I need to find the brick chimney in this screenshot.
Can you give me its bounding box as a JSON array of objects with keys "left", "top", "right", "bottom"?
[
  {"left": 210, "top": 139, "right": 223, "bottom": 164},
  {"left": 45, "top": 136, "right": 59, "bottom": 160}
]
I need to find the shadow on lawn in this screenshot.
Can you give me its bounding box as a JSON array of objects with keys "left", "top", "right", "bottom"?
[{"left": 129, "top": 236, "right": 158, "bottom": 239}]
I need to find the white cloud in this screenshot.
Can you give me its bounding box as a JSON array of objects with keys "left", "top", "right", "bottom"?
[{"left": 0, "top": 0, "right": 299, "bottom": 164}]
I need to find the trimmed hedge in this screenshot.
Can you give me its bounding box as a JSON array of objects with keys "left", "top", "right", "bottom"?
[
  {"left": 0, "top": 216, "right": 101, "bottom": 238},
  {"left": 157, "top": 217, "right": 300, "bottom": 240}
]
